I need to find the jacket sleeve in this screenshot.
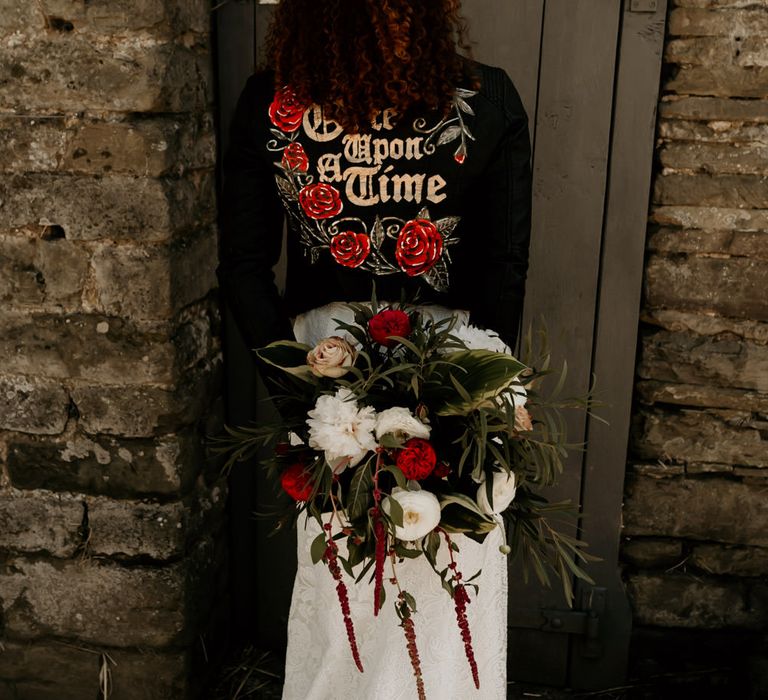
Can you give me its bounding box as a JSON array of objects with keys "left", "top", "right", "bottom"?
[
  {"left": 217, "top": 73, "right": 295, "bottom": 351},
  {"left": 465, "top": 69, "right": 532, "bottom": 352}
]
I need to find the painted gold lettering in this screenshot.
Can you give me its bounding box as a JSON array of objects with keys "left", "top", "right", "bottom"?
[
  {"left": 303, "top": 106, "right": 344, "bottom": 142},
  {"left": 317, "top": 153, "right": 343, "bottom": 183},
  {"left": 344, "top": 166, "right": 381, "bottom": 206},
  {"left": 391, "top": 173, "right": 425, "bottom": 203},
  {"left": 426, "top": 174, "right": 447, "bottom": 204}
]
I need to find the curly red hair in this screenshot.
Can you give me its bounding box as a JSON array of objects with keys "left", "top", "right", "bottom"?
[{"left": 265, "top": 0, "right": 474, "bottom": 133}]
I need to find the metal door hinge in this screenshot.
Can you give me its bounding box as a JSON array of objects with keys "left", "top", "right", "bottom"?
[
  {"left": 540, "top": 586, "right": 606, "bottom": 658},
  {"left": 629, "top": 0, "right": 657, "bottom": 11}
]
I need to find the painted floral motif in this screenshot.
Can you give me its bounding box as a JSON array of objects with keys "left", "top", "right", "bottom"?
[
  {"left": 267, "top": 85, "right": 477, "bottom": 292},
  {"left": 330, "top": 231, "right": 371, "bottom": 268},
  {"left": 395, "top": 219, "right": 444, "bottom": 277},
  {"left": 299, "top": 182, "right": 343, "bottom": 220},
  {"left": 281, "top": 142, "right": 309, "bottom": 172},
  {"left": 269, "top": 86, "right": 307, "bottom": 132}
]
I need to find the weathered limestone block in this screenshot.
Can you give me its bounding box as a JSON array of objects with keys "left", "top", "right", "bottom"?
[
  {"left": 645, "top": 254, "right": 768, "bottom": 321},
  {"left": 632, "top": 406, "right": 768, "bottom": 468},
  {"left": 638, "top": 324, "right": 768, "bottom": 389},
  {"left": 0, "top": 374, "right": 70, "bottom": 435},
  {"left": 667, "top": 64, "right": 768, "bottom": 98},
  {"left": 654, "top": 173, "right": 768, "bottom": 208},
  {"left": 687, "top": 460, "right": 734, "bottom": 474},
  {"left": 0, "top": 312, "right": 174, "bottom": 383},
  {"left": 88, "top": 228, "right": 218, "bottom": 321},
  {"left": 621, "top": 538, "right": 685, "bottom": 568},
  {"left": 658, "top": 119, "right": 768, "bottom": 143},
  {"left": 0, "top": 641, "right": 187, "bottom": 700},
  {"left": 0, "top": 233, "right": 89, "bottom": 309},
  {"left": 651, "top": 205, "right": 768, "bottom": 232},
  {"left": 0, "top": 488, "right": 83, "bottom": 557},
  {"left": 659, "top": 142, "right": 768, "bottom": 175},
  {"left": 0, "top": 38, "right": 210, "bottom": 113},
  {"left": 6, "top": 430, "right": 202, "bottom": 497},
  {"left": 628, "top": 461, "right": 686, "bottom": 478},
  {"left": 691, "top": 543, "right": 768, "bottom": 576},
  {"left": 70, "top": 366, "right": 218, "bottom": 438},
  {"left": 647, "top": 228, "right": 768, "bottom": 259},
  {"left": 627, "top": 573, "right": 762, "bottom": 629},
  {"left": 668, "top": 8, "right": 768, "bottom": 37},
  {"left": 0, "top": 115, "right": 216, "bottom": 177},
  {"left": 0, "top": 173, "right": 215, "bottom": 243},
  {"left": 0, "top": 557, "right": 187, "bottom": 646},
  {"left": 624, "top": 474, "right": 768, "bottom": 545},
  {"left": 0, "top": 0, "right": 209, "bottom": 38},
  {"left": 673, "top": 1, "right": 768, "bottom": 9},
  {"left": 0, "top": 486, "right": 216, "bottom": 560},
  {"left": 643, "top": 308, "right": 768, "bottom": 343},
  {"left": 666, "top": 36, "right": 768, "bottom": 67},
  {"left": 637, "top": 379, "right": 768, "bottom": 412},
  {"left": 659, "top": 95, "right": 768, "bottom": 122}
]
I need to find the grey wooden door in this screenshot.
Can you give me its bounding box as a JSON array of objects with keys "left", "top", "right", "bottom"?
[{"left": 215, "top": 0, "right": 668, "bottom": 688}]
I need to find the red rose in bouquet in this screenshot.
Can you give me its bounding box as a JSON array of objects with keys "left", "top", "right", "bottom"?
[
  {"left": 330, "top": 232, "right": 371, "bottom": 268},
  {"left": 269, "top": 85, "right": 307, "bottom": 133},
  {"left": 280, "top": 462, "right": 314, "bottom": 501},
  {"left": 395, "top": 219, "right": 444, "bottom": 277},
  {"left": 369, "top": 309, "right": 412, "bottom": 347},
  {"left": 299, "top": 183, "right": 343, "bottom": 220},
  {"left": 396, "top": 438, "right": 437, "bottom": 481},
  {"left": 281, "top": 142, "right": 309, "bottom": 172}
]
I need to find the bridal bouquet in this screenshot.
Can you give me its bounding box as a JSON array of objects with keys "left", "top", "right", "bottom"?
[{"left": 216, "top": 299, "right": 594, "bottom": 699}]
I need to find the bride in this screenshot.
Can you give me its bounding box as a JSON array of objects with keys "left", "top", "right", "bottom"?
[{"left": 217, "top": 0, "right": 532, "bottom": 697}]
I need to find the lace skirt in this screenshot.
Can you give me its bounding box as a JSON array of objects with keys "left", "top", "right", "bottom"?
[{"left": 282, "top": 302, "right": 508, "bottom": 700}]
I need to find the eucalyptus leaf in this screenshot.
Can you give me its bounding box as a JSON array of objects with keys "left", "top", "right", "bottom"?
[
  {"left": 310, "top": 532, "right": 327, "bottom": 564},
  {"left": 384, "top": 495, "right": 404, "bottom": 528}
]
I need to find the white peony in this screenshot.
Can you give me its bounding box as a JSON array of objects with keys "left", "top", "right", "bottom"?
[
  {"left": 450, "top": 323, "right": 511, "bottom": 354},
  {"left": 306, "top": 387, "right": 377, "bottom": 473},
  {"left": 374, "top": 406, "right": 430, "bottom": 441},
  {"left": 476, "top": 470, "right": 517, "bottom": 515},
  {"left": 384, "top": 487, "right": 442, "bottom": 542}
]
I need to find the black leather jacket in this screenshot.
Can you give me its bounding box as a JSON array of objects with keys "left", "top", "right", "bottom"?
[{"left": 217, "top": 59, "right": 532, "bottom": 350}]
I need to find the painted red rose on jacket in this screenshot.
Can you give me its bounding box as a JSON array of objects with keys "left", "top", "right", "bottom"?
[
  {"left": 269, "top": 86, "right": 307, "bottom": 133},
  {"left": 281, "top": 142, "right": 309, "bottom": 172},
  {"left": 395, "top": 219, "right": 444, "bottom": 277},
  {"left": 330, "top": 232, "right": 371, "bottom": 268},
  {"left": 299, "top": 183, "right": 343, "bottom": 220}
]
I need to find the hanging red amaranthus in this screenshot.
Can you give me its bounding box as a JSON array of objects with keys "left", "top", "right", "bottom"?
[
  {"left": 372, "top": 449, "right": 387, "bottom": 616},
  {"left": 401, "top": 604, "right": 426, "bottom": 700},
  {"left": 372, "top": 508, "right": 387, "bottom": 615},
  {"left": 323, "top": 522, "right": 364, "bottom": 672},
  {"left": 390, "top": 550, "right": 426, "bottom": 700},
  {"left": 441, "top": 529, "right": 480, "bottom": 689}
]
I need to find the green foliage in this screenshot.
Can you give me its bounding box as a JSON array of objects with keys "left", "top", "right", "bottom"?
[{"left": 208, "top": 297, "right": 603, "bottom": 606}]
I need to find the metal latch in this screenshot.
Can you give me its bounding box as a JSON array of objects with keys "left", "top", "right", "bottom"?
[
  {"left": 629, "top": 0, "right": 658, "bottom": 11},
  {"left": 540, "top": 586, "right": 606, "bottom": 658}
]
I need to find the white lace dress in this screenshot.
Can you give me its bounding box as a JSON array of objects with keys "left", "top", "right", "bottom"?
[{"left": 282, "top": 303, "right": 509, "bottom": 700}]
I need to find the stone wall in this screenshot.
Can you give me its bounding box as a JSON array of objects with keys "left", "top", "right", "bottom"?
[
  {"left": 623, "top": 0, "right": 768, "bottom": 685},
  {"left": 0, "top": 2, "right": 225, "bottom": 698}
]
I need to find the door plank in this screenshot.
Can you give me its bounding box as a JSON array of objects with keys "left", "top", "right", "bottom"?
[
  {"left": 215, "top": 0, "right": 265, "bottom": 646},
  {"left": 511, "top": 0, "right": 623, "bottom": 685},
  {"left": 461, "top": 0, "right": 545, "bottom": 150},
  {"left": 571, "top": 0, "right": 668, "bottom": 689}
]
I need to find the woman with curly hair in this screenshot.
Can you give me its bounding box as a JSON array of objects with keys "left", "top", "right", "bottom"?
[{"left": 218, "top": 1, "right": 532, "bottom": 697}]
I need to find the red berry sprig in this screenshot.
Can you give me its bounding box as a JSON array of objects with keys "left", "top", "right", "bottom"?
[
  {"left": 372, "top": 449, "right": 387, "bottom": 616},
  {"left": 440, "top": 529, "right": 480, "bottom": 690},
  {"left": 373, "top": 508, "right": 387, "bottom": 616},
  {"left": 323, "top": 523, "right": 364, "bottom": 672},
  {"left": 400, "top": 599, "right": 426, "bottom": 700},
  {"left": 390, "top": 549, "right": 426, "bottom": 700}
]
